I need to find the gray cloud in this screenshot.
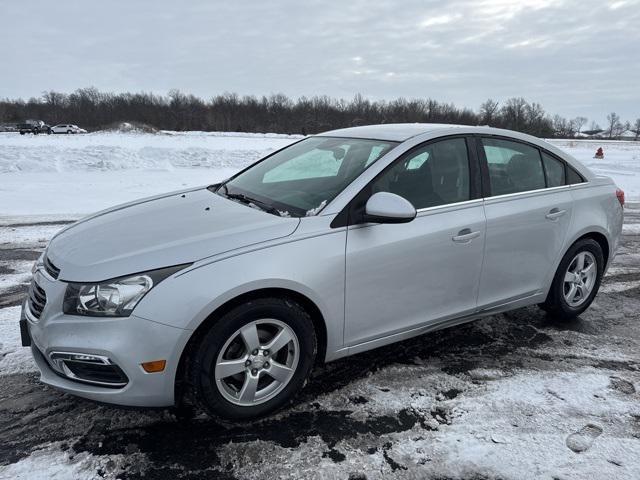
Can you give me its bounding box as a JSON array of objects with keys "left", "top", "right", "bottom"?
[{"left": 1, "top": 0, "right": 638, "bottom": 124}]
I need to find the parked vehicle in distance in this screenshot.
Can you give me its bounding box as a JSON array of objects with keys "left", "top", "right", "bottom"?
[
  {"left": 51, "top": 124, "right": 87, "bottom": 134},
  {"left": 21, "top": 124, "right": 624, "bottom": 420},
  {"left": 18, "top": 120, "right": 51, "bottom": 135}
]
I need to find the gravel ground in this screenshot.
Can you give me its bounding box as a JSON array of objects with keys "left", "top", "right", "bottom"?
[{"left": 0, "top": 205, "right": 639, "bottom": 480}]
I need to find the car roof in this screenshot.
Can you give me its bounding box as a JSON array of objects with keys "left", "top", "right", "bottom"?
[
  {"left": 316, "top": 122, "right": 552, "bottom": 143},
  {"left": 316, "top": 123, "right": 472, "bottom": 142}
]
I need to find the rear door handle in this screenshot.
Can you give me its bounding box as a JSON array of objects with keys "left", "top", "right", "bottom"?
[
  {"left": 452, "top": 228, "right": 481, "bottom": 243},
  {"left": 545, "top": 208, "right": 567, "bottom": 220}
]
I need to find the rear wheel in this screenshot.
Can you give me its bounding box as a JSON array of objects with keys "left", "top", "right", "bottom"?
[
  {"left": 186, "top": 297, "right": 317, "bottom": 420},
  {"left": 540, "top": 239, "right": 604, "bottom": 320}
]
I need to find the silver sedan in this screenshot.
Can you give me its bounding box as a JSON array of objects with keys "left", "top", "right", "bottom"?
[{"left": 22, "top": 124, "right": 624, "bottom": 420}]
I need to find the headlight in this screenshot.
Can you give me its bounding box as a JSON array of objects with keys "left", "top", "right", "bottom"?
[{"left": 63, "top": 264, "right": 190, "bottom": 317}]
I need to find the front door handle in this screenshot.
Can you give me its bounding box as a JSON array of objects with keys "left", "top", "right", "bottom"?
[
  {"left": 545, "top": 208, "right": 567, "bottom": 220},
  {"left": 452, "top": 228, "right": 481, "bottom": 243}
]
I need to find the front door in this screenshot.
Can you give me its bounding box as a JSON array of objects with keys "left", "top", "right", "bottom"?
[{"left": 344, "top": 137, "right": 486, "bottom": 347}]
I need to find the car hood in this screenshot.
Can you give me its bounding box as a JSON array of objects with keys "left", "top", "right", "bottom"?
[{"left": 46, "top": 187, "right": 300, "bottom": 282}]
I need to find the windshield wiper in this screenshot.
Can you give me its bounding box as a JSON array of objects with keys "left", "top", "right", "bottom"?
[{"left": 220, "top": 188, "right": 282, "bottom": 217}]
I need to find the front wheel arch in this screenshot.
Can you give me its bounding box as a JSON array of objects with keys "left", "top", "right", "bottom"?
[{"left": 174, "top": 288, "right": 327, "bottom": 405}]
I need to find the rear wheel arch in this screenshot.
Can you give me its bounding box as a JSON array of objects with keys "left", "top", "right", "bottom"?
[
  {"left": 559, "top": 230, "right": 610, "bottom": 269},
  {"left": 174, "top": 287, "right": 327, "bottom": 404},
  {"left": 578, "top": 232, "right": 609, "bottom": 267}
]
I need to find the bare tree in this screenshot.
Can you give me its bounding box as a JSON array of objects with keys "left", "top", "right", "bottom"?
[
  {"left": 606, "top": 112, "right": 624, "bottom": 139},
  {"left": 572, "top": 116, "right": 588, "bottom": 135},
  {"left": 0, "top": 88, "right": 573, "bottom": 138},
  {"left": 479, "top": 99, "right": 500, "bottom": 125},
  {"left": 634, "top": 118, "right": 640, "bottom": 140}
]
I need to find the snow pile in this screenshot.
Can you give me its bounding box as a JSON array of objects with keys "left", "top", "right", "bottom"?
[
  {"left": 0, "top": 130, "right": 298, "bottom": 173},
  {"left": 0, "top": 131, "right": 299, "bottom": 216}
]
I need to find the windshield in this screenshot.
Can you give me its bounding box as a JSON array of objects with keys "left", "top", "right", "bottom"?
[{"left": 218, "top": 137, "right": 397, "bottom": 217}]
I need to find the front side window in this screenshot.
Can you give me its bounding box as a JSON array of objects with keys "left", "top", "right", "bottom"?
[
  {"left": 370, "top": 138, "right": 471, "bottom": 209},
  {"left": 221, "top": 137, "right": 397, "bottom": 216},
  {"left": 482, "top": 138, "right": 545, "bottom": 196}
]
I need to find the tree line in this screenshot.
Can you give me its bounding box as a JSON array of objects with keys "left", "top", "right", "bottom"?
[{"left": 0, "top": 87, "right": 638, "bottom": 139}]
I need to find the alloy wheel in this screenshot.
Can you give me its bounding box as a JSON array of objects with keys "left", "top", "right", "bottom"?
[
  {"left": 214, "top": 319, "right": 299, "bottom": 406},
  {"left": 563, "top": 251, "right": 597, "bottom": 307}
]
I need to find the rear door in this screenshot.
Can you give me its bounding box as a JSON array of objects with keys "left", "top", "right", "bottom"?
[
  {"left": 344, "top": 137, "right": 486, "bottom": 346},
  {"left": 476, "top": 137, "right": 573, "bottom": 308}
]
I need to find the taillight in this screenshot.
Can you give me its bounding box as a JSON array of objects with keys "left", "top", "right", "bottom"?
[{"left": 616, "top": 188, "right": 625, "bottom": 207}]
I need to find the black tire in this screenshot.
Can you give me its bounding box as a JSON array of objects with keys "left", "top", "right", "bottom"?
[
  {"left": 540, "top": 238, "right": 604, "bottom": 320},
  {"left": 20, "top": 131, "right": 25, "bottom": 135},
  {"left": 67, "top": 130, "right": 72, "bottom": 134},
  {"left": 33, "top": 128, "right": 39, "bottom": 135},
  {"left": 185, "top": 297, "right": 317, "bottom": 421}
]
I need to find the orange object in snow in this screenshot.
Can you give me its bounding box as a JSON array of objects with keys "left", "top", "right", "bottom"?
[{"left": 594, "top": 147, "right": 604, "bottom": 159}]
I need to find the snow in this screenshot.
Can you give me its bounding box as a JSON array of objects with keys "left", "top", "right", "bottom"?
[
  {"left": 0, "top": 133, "right": 639, "bottom": 219},
  {"left": 0, "top": 306, "right": 36, "bottom": 374},
  {"left": 548, "top": 139, "right": 640, "bottom": 200},
  {"left": 0, "top": 131, "right": 299, "bottom": 217},
  {"left": 0, "top": 224, "right": 66, "bottom": 246},
  {"left": 0, "top": 443, "right": 136, "bottom": 480},
  {"left": 623, "top": 223, "right": 640, "bottom": 235}
]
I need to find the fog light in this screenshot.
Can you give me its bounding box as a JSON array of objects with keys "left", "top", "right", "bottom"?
[
  {"left": 48, "top": 351, "right": 128, "bottom": 387},
  {"left": 141, "top": 360, "right": 166, "bottom": 373}
]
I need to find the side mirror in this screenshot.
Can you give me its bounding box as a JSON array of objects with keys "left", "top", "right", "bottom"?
[{"left": 363, "top": 192, "right": 416, "bottom": 224}]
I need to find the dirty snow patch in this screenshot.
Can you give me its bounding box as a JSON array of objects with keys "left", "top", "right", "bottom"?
[{"left": 0, "top": 306, "right": 36, "bottom": 374}]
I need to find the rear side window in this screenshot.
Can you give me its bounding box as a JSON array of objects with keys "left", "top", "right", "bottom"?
[
  {"left": 567, "top": 165, "right": 584, "bottom": 184},
  {"left": 542, "top": 152, "right": 565, "bottom": 187},
  {"left": 371, "top": 138, "right": 470, "bottom": 209},
  {"left": 482, "top": 138, "right": 545, "bottom": 196}
]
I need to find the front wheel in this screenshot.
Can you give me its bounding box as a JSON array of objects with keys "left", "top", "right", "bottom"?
[
  {"left": 185, "top": 297, "right": 317, "bottom": 420},
  {"left": 540, "top": 238, "right": 604, "bottom": 320}
]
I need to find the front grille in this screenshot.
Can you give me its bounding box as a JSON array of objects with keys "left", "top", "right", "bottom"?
[
  {"left": 43, "top": 255, "right": 60, "bottom": 279},
  {"left": 27, "top": 280, "right": 47, "bottom": 319}
]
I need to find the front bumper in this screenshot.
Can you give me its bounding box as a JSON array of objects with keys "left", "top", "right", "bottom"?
[{"left": 22, "top": 270, "right": 193, "bottom": 407}]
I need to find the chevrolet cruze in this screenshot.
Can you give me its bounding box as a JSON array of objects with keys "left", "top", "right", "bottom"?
[{"left": 21, "top": 124, "right": 624, "bottom": 420}]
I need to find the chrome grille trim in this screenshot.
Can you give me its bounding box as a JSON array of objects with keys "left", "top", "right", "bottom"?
[
  {"left": 27, "top": 280, "right": 47, "bottom": 319},
  {"left": 43, "top": 255, "right": 60, "bottom": 280}
]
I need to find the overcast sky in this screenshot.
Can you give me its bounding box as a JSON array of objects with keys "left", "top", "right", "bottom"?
[{"left": 1, "top": 0, "right": 638, "bottom": 125}]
